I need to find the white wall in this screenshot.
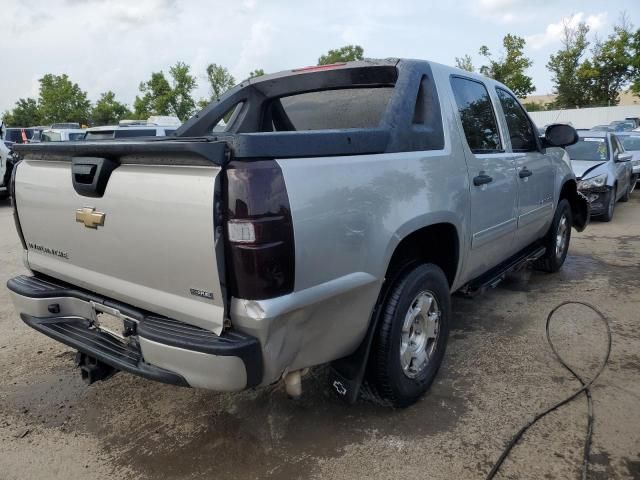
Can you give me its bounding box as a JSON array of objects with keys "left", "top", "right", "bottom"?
[{"left": 528, "top": 105, "right": 640, "bottom": 129}]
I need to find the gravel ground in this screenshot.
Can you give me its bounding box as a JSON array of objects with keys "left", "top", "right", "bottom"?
[{"left": 0, "top": 194, "right": 639, "bottom": 480}]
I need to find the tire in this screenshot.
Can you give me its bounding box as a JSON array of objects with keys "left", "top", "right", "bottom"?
[
  {"left": 535, "top": 199, "right": 572, "bottom": 273},
  {"left": 367, "top": 263, "right": 450, "bottom": 408},
  {"left": 601, "top": 187, "right": 616, "bottom": 222},
  {"left": 620, "top": 183, "right": 630, "bottom": 202}
]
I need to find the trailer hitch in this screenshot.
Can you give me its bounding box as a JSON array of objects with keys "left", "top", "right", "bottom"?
[{"left": 74, "top": 352, "right": 118, "bottom": 385}]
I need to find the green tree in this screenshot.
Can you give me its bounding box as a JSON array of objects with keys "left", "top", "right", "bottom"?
[
  {"left": 522, "top": 102, "right": 546, "bottom": 112},
  {"left": 91, "top": 91, "right": 131, "bottom": 126},
  {"left": 630, "top": 28, "right": 640, "bottom": 96},
  {"left": 587, "top": 16, "right": 637, "bottom": 106},
  {"left": 249, "top": 68, "right": 265, "bottom": 78},
  {"left": 38, "top": 73, "right": 91, "bottom": 125},
  {"left": 134, "top": 61, "right": 197, "bottom": 121},
  {"left": 455, "top": 54, "right": 475, "bottom": 72},
  {"left": 546, "top": 21, "right": 592, "bottom": 108},
  {"left": 479, "top": 34, "right": 535, "bottom": 97},
  {"left": 318, "top": 45, "right": 364, "bottom": 65},
  {"left": 2, "top": 98, "right": 41, "bottom": 126},
  {"left": 205, "top": 63, "right": 235, "bottom": 99}
]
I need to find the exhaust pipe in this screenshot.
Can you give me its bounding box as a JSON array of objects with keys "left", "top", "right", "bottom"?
[{"left": 283, "top": 368, "right": 308, "bottom": 399}]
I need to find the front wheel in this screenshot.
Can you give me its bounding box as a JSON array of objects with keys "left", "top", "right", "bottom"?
[
  {"left": 367, "top": 263, "right": 450, "bottom": 408},
  {"left": 535, "top": 199, "right": 572, "bottom": 273},
  {"left": 601, "top": 187, "right": 616, "bottom": 222},
  {"left": 620, "top": 182, "right": 631, "bottom": 202}
]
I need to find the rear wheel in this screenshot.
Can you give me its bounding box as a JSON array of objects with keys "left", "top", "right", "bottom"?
[
  {"left": 535, "top": 199, "right": 572, "bottom": 273},
  {"left": 367, "top": 263, "right": 450, "bottom": 408}
]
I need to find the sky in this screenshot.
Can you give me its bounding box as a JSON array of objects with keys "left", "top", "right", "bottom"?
[{"left": 1, "top": 0, "right": 639, "bottom": 114}]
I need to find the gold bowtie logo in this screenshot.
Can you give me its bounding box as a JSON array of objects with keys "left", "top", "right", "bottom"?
[{"left": 76, "top": 207, "right": 105, "bottom": 229}]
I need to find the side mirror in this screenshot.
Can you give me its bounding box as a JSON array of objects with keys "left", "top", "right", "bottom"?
[
  {"left": 616, "top": 152, "right": 632, "bottom": 163},
  {"left": 541, "top": 124, "right": 579, "bottom": 148}
]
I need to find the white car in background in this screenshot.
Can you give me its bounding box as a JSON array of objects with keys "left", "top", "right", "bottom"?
[
  {"left": 84, "top": 116, "right": 181, "bottom": 140},
  {"left": 40, "top": 128, "right": 87, "bottom": 142},
  {"left": 0, "top": 139, "right": 13, "bottom": 199}
]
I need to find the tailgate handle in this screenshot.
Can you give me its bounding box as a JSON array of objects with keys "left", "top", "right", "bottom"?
[{"left": 71, "top": 157, "right": 119, "bottom": 198}]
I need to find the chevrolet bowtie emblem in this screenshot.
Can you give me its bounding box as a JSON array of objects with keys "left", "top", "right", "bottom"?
[{"left": 75, "top": 207, "right": 105, "bottom": 229}]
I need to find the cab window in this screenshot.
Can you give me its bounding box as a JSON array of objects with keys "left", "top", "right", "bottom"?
[
  {"left": 496, "top": 88, "right": 537, "bottom": 152},
  {"left": 450, "top": 76, "right": 502, "bottom": 153}
]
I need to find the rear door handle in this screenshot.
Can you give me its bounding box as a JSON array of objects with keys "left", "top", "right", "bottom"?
[
  {"left": 473, "top": 173, "right": 493, "bottom": 186},
  {"left": 519, "top": 167, "right": 533, "bottom": 178}
]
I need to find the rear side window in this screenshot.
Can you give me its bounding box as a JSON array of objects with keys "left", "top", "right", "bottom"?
[
  {"left": 267, "top": 87, "right": 393, "bottom": 131},
  {"left": 450, "top": 76, "right": 502, "bottom": 153},
  {"left": 68, "top": 133, "right": 85, "bottom": 141},
  {"left": 496, "top": 88, "right": 537, "bottom": 152},
  {"left": 114, "top": 129, "right": 156, "bottom": 138}
]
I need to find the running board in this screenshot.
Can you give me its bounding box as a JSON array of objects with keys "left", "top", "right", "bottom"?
[{"left": 459, "top": 245, "right": 546, "bottom": 298}]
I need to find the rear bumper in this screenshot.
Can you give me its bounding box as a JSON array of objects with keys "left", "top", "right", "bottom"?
[{"left": 7, "top": 275, "right": 263, "bottom": 391}]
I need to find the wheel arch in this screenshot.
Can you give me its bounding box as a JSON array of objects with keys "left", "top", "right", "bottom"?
[{"left": 383, "top": 222, "right": 460, "bottom": 289}]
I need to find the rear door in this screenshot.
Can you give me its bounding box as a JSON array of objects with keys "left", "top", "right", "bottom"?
[
  {"left": 450, "top": 76, "right": 519, "bottom": 279},
  {"left": 495, "top": 88, "right": 554, "bottom": 249},
  {"left": 14, "top": 144, "right": 227, "bottom": 334}
]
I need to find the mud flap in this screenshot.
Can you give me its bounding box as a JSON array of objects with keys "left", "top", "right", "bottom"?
[
  {"left": 328, "top": 326, "right": 376, "bottom": 404},
  {"left": 328, "top": 294, "right": 388, "bottom": 404}
]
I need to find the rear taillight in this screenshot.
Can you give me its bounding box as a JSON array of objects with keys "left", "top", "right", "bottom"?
[
  {"left": 10, "top": 160, "right": 27, "bottom": 250},
  {"left": 224, "top": 160, "right": 295, "bottom": 300}
]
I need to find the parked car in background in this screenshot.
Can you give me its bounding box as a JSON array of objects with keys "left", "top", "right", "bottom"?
[
  {"left": 84, "top": 116, "right": 180, "bottom": 140},
  {"left": 624, "top": 117, "right": 640, "bottom": 129},
  {"left": 616, "top": 132, "right": 640, "bottom": 189},
  {"left": 566, "top": 131, "right": 634, "bottom": 221},
  {"left": 591, "top": 125, "right": 615, "bottom": 132},
  {"left": 41, "top": 128, "right": 87, "bottom": 142},
  {"left": 8, "top": 59, "right": 588, "bottom": 407},
  {"left": 609, "top": 120, "right": 636, "bottom": 132},
  {"left": 2, "top": 127, "right": 37, "bottom": 144},
  {"left": 0, "top": 139, "right": 11, "bottom": 199}
]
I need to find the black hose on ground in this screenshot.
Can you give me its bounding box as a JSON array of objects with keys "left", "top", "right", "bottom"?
[{"left": 486, "top": 301, "right": 612, "bottom": 480}]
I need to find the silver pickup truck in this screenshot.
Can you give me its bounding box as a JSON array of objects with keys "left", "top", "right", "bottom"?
[{"left": 7, "top": 59, "right": 588, "bottom": 407}]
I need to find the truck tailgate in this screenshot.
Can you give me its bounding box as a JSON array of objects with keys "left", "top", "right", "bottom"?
[{"left": 14, "top": 155, "right": 226, "bottom": 334}]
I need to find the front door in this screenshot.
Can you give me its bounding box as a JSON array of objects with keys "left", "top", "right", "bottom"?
[
  {"left": 450, "top": 76, "right": 519, "bottom": 281},
  {"left": 495, "top": 88, "right": 554, "bottom": 249}
]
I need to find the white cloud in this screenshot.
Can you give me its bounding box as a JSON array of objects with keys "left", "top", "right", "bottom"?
[
  {"left": 474, "top": 0, "right": 533, "bottom": 24},
  {"left": 0, "top": 0, "right": 636, "bottom": 115},
  {"left": 527, "top": 12, "right": 608, "bottom": 49}
]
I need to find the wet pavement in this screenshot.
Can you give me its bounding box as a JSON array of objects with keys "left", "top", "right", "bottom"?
[{"left": 1, "top": 195, "right": 639, "bottom": 479}]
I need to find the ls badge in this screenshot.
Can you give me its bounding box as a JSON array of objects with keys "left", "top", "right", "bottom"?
[{"left": 76, "top": 207, "right": 105, "bottom": 229}]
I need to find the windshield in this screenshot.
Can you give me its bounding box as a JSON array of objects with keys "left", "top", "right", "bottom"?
[
  {"left": 565, "top": 137, "right": 609, "bottom": 162},
  {"left": 621, "top": 136, "right": 640, "bottom": 151}
]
